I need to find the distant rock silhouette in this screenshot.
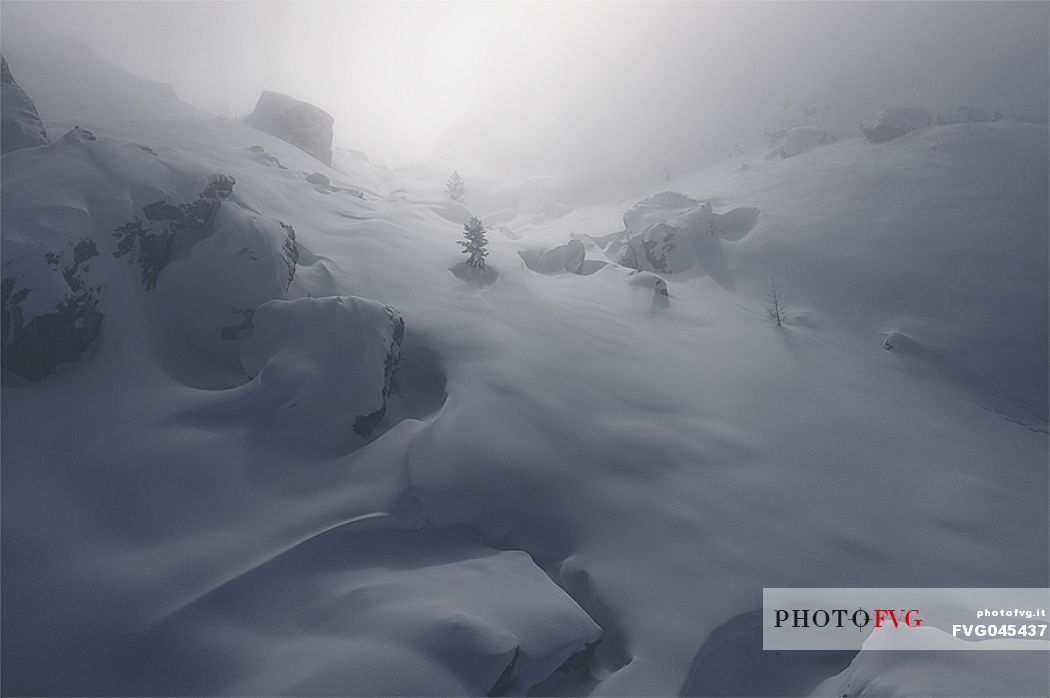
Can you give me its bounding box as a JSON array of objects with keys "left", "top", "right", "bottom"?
[
  {"left": 245, "top": 91, "right": 334, "bottom": 166},
  {"left": 1, "top": 54, "right": 48, "bottom": 154}
]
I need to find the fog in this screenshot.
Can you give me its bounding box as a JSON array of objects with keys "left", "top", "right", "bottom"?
[{"left": 4, "top": 1, "right": 1047, "bottom": 171}]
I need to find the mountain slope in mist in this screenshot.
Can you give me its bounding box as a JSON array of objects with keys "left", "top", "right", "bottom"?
[{"left": 1, "top": 16, "right": 206, "bottom": 132}]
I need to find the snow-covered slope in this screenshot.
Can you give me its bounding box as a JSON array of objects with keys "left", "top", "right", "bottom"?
[{"left": 2, "top": 35, "right": 1047, "bottom": 698}]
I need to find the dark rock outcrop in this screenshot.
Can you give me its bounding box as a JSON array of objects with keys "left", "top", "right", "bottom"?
[
  {"left": 278, "top": 222, "right": 299, "bottom": 290},
  {"left": 113, "top": 174, "right": 235, "bottom": 289},
  {"left": 220, "top": 308, "right": 255, "bottom": 341},
  {"left": 305, "top": 171, "right": 364, "bottom": 197},
  {"left": 1, "top": 54, "right": 48, "bottom": 154},
  {"left": 245, "top": 91, "right": 334, "bottom": 166},
  {"left": 2, "top": 239, "right": 103, "bottom": 382},
  {"left": 353, "top": 306, "right": 405, "bottom": 437}
]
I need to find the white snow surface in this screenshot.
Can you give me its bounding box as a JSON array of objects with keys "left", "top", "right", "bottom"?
[{"left": 2, "top": 40, "right": 1048, "bottom": 698}]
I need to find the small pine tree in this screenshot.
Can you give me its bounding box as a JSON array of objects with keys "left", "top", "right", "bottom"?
[
  {"left": 459, "top": 216, "right": 489, "bottom": 269},
  {"left": 446, "top": 170, "right": 465, "bottom": 202}
]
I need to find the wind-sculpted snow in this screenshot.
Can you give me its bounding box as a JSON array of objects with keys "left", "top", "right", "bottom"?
[
  {"left": 703, "top": 121, "right": 1049, "bottom": 421},
  {"left": 814, "top": 637, "right": 1049, "bottom": 697},
  {"left": 681, "top": 611, "right": 856, "bottom": 696},
  {"left": 127, "top": 524, "right": 601, "bottom": 695},
  {"left": 1, "top": 50, "right": 1048, "bottom": 697}
]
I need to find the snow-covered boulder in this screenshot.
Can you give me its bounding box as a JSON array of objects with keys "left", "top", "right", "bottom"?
[
  {"left": 112, "top": 174, "right": 236, "bottom": 290},
  {"left": 1, "top": 54, "right": 47, "bottom": 154},
  {"left": 1, "top": 129, "right": 304, "bottom": 383},
  {"left": 245, "top": 91, "right": 334, "bottom": 166},
  {"left": 520, "top": 239, "right": 586, "bottom": 275},
  {"left": 150, "top": 203, "right": 300, "bottom": 367},
  {"left": 611, "top": 192, "right": 758, "bottom": 277},
  {"left": 936, "top": 105, "right": 1000, "bottom": 125},
  {"left": 860, "top": 106, "right": 933, "bottom": 143},
  {"left": 769, "top": 126, "right": 833, "bottom": 158},
  {"left": 239, "top": 296, "right": 405, "bottom": 445}
]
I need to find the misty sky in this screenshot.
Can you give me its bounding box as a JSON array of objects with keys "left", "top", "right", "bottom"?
[
  {"left": 3, "top": 1, "right": 1047, "bottom": 169},
  {"left": 3, "top": 0, "right": 524, "bottom": 164}
]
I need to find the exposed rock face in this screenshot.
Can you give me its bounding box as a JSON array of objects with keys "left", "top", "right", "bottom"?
[
  {"left": 1, "top": 54, "right": 48, "bottom": 154},
  {"left": 860, "top": 106, "right": 932, "bottom": 143},
  {"left": 245, "top": 91, "right": 334, "bottom": 166},
  {"left": 2, "top": 126, "right": 306, "bottom": 384},
  {"left": 113, "top": 174, "right": 236, "bottom": 289},
  {"left": 239, "top": 296, "right": 405, "bottom": 445},
  {"left": 2, "top": 239, "right": 102, "bottom": 382},
  {"left": 278, "top": 222, "right": 299, "bottom": 290}
]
